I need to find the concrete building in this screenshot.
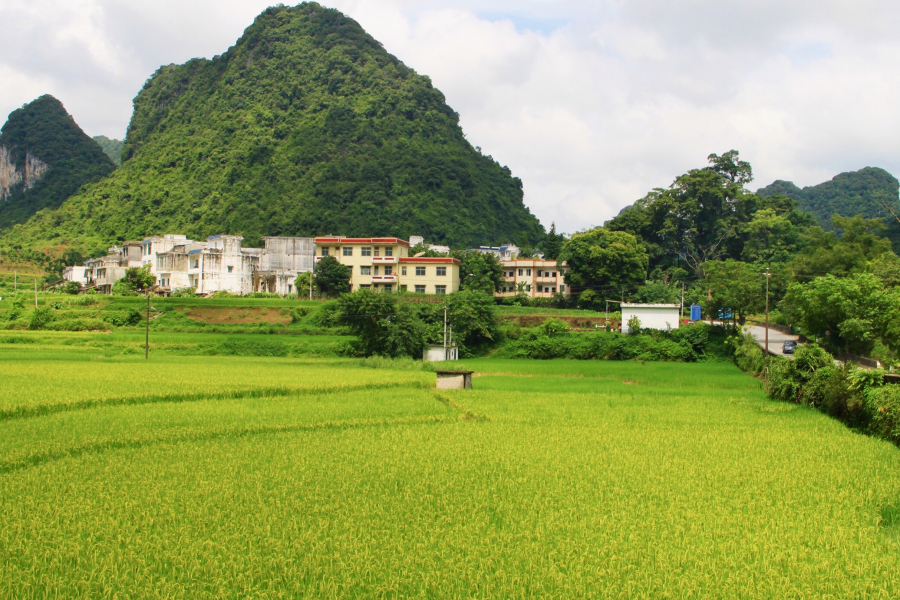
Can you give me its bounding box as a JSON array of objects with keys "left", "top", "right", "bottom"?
[
  {"left": 474, "top": 244, "right": 520, "bottom": 261},
  {"left": 496, "top": 259, "right": 570, "bottom": 298},
  {"left": 85, "top": 242, "right": 143, "bottom": 293},
  {"left": 621, "top": 304, "right": 681, "bottom": 333},
  {"left": 314, "top": 237, "right": 461, "bottom": 294},
  {"left": 62, "top": 266, "right": 90, "bottom": 286},
  {"left": 253, "top": 236, "right": 316, "bottom": 295},
  {"left": 408, "top": 235, "right": 450, "bottom": 255}
]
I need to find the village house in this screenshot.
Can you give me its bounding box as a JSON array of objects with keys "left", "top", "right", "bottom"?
[
  {"left": 253, "top": 236, "right": 316, "bottom": 295},
  {"left": 84, "top": 242, "right": 143, "bottom": 293},
  {"left": 62, "top": 265, "right": 90, "bottom": 286},
  {"left": 314, "top": 237, "right": 460, "bottom": 294},
  {"left": 496, "top": 259, "right": 569, "bottom": 298},
  {"left": 474, "top": 243, "right": 520, "bottom": 261}
]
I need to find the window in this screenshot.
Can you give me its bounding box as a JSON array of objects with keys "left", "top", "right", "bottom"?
[
  {"left": 526, "top": 269, "right": 532, "bottom": 276},
  {"left": 552, "top": 286, "right": 556, "bottom": 293},
  {"left": 383, "top": 285, "right": 392, "bottom": 292},
  {"left": 360, "top": 284, "right": 370, "bottom": 289},
  {"left": 401, "top": 266, "right": 407, "bottom": 276},
  {"left": 374, "top": 266, "right": 380, "bottom": 275},
  {"left": 560, "top": 285, "right": 566, "bottom": 292},
  {"left": 374, "top": 248, "right": 380, "bottom": 257},
  {"left": 518, "top": 268, "right": 523, "bottom": 276},
  {"left": 526, "top": 284, "right": 531, "bottom": 291},
  {"left": 227, "top": 266, "right": 233, "bottom": 273},
  {"left": 415, "top": 266, "right": 426, "bottom": 276},
  {"left": 361, "top": 247, "right": 371, "bottom": 256},
  {"left": 436, "top": 266, "right": 446, "bottom": 277},
  {"left": 384, "top": 266, "right": 393, "bottom": 275},
  {"left": 552, "top": 271, "right": 557, "bottom": 277},
  {"left": 191, "top": 259, "right": 199, "bottom": 269},
  {"left": 385, "top": 247, "right": 393, "bottom": 257},
  {"left": 435, "top": 285, "right": 446, "bottom": 295},
  {"left": 321, "top": 247, "right": 329, "bottom": 256},
  {"left": 343, "top": 247, "right": 353, "bottom": 256},
  {"left": 415, "top": 285, "right": 426, "bottom": 293},
  {"left": 288, "top": 284, "right": 292, "bottom": 293},
  {"left": 361, "top": 266, "right": 371, "bottom": 275}
]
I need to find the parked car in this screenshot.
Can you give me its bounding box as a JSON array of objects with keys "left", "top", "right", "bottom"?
[{"left": 782, "top": 340, "right": 797, "bottom": 354}]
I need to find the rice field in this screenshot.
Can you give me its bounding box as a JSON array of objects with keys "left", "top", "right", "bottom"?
[{"left": 2, "top": 352, "right": 900, "bottom": 597}]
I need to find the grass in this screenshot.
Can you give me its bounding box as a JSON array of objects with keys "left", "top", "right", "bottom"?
[{"left": 1, "top": 351, "right": 899, "bottom": 596}]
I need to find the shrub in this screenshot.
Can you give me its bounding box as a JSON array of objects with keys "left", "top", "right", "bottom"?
[{"left": 28, "top": 307, "right": 54, "bottom": 330}]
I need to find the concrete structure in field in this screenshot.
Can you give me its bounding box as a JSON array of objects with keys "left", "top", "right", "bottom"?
[
  {"left": 424, "top": 344, "right": 459, "bottom": 362},
  {"left": 435, "top": 370, "right": 473, "bottom": 389},
  {"left": 314, "top": 237, "right": 460, "bottom": 295},
  {"left": 496, "top": 259, "right": 570, "bottom": 298},
  {"left": 621, "top": 304, "right": 681, "bottom": 333}
]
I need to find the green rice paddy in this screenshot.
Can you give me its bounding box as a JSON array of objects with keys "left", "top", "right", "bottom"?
[{"left": 2, "top": 351, "right": 899, "bottom": 597}]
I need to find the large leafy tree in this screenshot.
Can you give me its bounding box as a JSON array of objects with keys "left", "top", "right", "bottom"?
[
  {"left": 558, "top": 228, "right": 648, "bottom": 297},
  {"left": 314, "top": 256, "right": 351, "bottom": 296},
  {"left": 787, "top": 214, "right": 894, "bottom": 282},
  {"left": 337, "top": 290, "right": 426, "bottom": 358},
  {"left": 702, "top": 260, "right": 764, "bottom": 325},
  {"left": 112, "top": 266, "right": 156, "bottom": 295},
  {"left": 453, "top": 250, "right": 505, "bottom": 294}
]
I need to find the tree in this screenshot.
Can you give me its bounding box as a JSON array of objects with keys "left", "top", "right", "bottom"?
[
  {"left": 337, "top": 290, "right": 426, "bottom": 358},
  {"left": 558, "top": 228, "right": 649, "bottom": 297},
  {"left": 314, "top": 256, "right": 351, "bottom": 296},
  {"left": 294, "top": 272, "right": 313, "bottom": 297},
  {"left": 702, "top": 260, "right": 764, "bottom": 325},
  {"left": 788, "top": 214, "right": 894, "bottom": 282},
  {"left": 452, "top": 250, "right": 505, "bottom": 294},
  {"left": 780, "top": 273, "right": 897, "bottom": 355},
  {"left": 112, "top": 266, "right": 155, "bottom": 295},
  {"left": 543, "top": 223, "right": 564, "bottom": 261},
  {"left": 440, "top": 290, "right": 498, "bottom": 354}
]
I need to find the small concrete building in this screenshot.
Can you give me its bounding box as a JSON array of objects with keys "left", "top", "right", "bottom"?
[
  {"left": 62, "top": 266, "right": 90, "bottom": 286},
  {"left": 424, "top": 344, "right": 459, "bottom": 362},
  {"left": 435, "top": 370, "right": 473, "bottom": 389},
  {"left": 621, "top": 303, "right": 681, "bottom": 333}
]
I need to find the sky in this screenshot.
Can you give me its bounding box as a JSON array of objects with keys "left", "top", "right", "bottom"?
[{"left": 2, "top": 0, "right": 899, "bottom": 234}]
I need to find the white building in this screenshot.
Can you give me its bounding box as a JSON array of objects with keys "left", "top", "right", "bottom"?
[
  {"left": 85, "top": 242, "right": 143, "bottom": 293},
  {"left": 253, "top": 236, "right": 316, "bottom": 294},
  {"left": 62, "top": 266, "right": 90, "bottom": 286},
  {"left": 409, "top": 235, "right": 450, "bottom": 255},
  {"left": 621, "top": 304, "right": 682, "bottom": 333},
  {"left": 474, "top": 244, "right": 520, "bottom": 261}
]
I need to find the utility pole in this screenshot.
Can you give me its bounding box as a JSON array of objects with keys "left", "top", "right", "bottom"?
[
  {"left": 680, "top": 283, "right": 685, "bottom": 323},
  {"left": 443, "top": 307, "right": 448, "bottom": 360},
  {"left": 309, "top": 271, "right": 314, "bottom": 301},
  {"left": 145, "top": 292, "right": 151, "bottom": 360},
  {"left": 764, "top": 269, "right": 771, "bottom": 392},
  {"left": 708, "top": 287, "right": 713, "bottom": 326}
]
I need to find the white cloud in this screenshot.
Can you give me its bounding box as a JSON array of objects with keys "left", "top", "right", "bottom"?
[{"left": 2, "top": 0, "right": 900, "bottom": 234}]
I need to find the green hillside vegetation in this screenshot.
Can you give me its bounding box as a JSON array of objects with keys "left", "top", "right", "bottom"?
[
  {"left": 5, "top": 3, "right": 543, "bottom": 256},
  {"left": 0, "top": 95, "right": 116, "bottom": 232},
  {"left": 758, "top": 167, "right": 899, "bottom": 230},
  {"left": 92, "top": 135, "right": 124, "bottom": 166}
]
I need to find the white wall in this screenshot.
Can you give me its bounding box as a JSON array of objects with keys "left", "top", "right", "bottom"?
[{"left": 621, "top": 306, "right": 681, "bottom": 333}]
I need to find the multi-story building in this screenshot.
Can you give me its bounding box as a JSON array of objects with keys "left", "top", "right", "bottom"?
[
  {"left": 474, "top": 243, "right": 520, "bottom": 261},
  {"left": 85, "top": 242, "right": 143, "bottom": 293},
  {"left": 496, "top": 259, "right": 569, "bottom": 298},
  {"left": 62, "top": 266, "right": 90, "bottom": 286},
  {"left": 253, "top": 236, "right": 316, "bottom": 295},
  {"left": 314, "top": 237, "right": 460, "bottom": 294}
]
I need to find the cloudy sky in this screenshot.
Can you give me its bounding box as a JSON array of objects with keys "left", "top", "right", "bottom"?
[{"left": 2, "top": 0, "right": 899, "bottom": 233}]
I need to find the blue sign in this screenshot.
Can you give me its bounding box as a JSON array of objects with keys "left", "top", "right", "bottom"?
[{"left": 690, "top": 304, "right": 702, "bottom": 321}]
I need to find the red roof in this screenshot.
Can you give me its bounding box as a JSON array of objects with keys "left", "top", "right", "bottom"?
[
  {"left": 314, "top": 237, "right": 411, "bottom": 247},
  {"left": 399, "top": 257, "right": 460, "bottom": 264}
]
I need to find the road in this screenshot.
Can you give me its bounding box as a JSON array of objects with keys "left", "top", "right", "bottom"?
[{"left": 747, "top": 325, "right": 799, "bottom": 359}]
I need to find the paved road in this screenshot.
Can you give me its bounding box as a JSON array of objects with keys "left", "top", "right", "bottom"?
[{"left": 747, "top": 325, "right": 800, "bottom": 359}]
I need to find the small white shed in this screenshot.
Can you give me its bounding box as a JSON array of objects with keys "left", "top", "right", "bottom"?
[
  {"left": 621, "top": 303, "right": 681, "bottom": 333},
  {"left": 424, "top": 344, "right": 459, "bottom": 362}
]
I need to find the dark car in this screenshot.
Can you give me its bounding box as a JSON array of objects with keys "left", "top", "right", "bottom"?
[{"left": 782, "top": 340, "right": 798, "bottom": 354}]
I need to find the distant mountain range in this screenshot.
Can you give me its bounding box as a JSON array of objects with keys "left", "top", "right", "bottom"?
[
  {"left": 1, "top": 2, "right": 544, "bottom": 256},
  {"left": 757, "top": 167, "right": 899, "bottom": 230}
]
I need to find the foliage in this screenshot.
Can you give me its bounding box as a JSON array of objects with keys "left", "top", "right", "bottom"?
[
  {"left": 780, "top": 273, "right": 899, "bottom": 355},
  {"left": 702, "top": 259, "right": 764, "bottom": 325},
  {"left": 758, "top": 167, "right": 899, "bottom": 233},
  {"left": 112, "top": 266, "right": 156, "bottom": 295},
  {"left": 314, "top": 256, "right": 351, "bottom": 296},
  {"left": 542, "top": 222, "right": 565, "bottom": 261},
  {"left": 438, "top": 290, "right": 499, "bottom": 353},
  {"left": 5, "top": 4, "right": 544, "bottom": 254},
  {"left": 558, "top": 227, "right": 649, "bottom": 297},
  {"left": 28, "top": 306, "right": 54, "bottom": 330},
  {"left": 337, "top": 289, "right": 425, "bottom": 358},
  {"left": 0, "top": 95, "right": 116, "bottom": 231},
  {"left": 61, "top": 281, "right": 81, "bottom": 295},
  {"left": 453, "top": 250, "right": 504, "bottom": 294},
  {"left": 91, "top": 135, "right": 124, "bottom": 166},
  {"left": 293, "top": 272, "right": 313, "bottom": 297},
  {"left": 787, "top": 214, "right": 894, "bottom": 282}
]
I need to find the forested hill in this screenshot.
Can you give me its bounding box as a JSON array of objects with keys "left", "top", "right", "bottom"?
[
  {"left": 0, "top": 95, "right": 116, "bottom": 232},
  {"left": 6, "top": 3, "right": 544, "bottom": 256},
  {"left": 92, "top": 136, "right": 124, "bottom": 166},
  {"left": 757, "top": 167, "right": 899, "bottom": 230}
]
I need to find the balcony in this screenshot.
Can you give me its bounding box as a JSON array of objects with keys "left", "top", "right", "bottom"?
[
  {"left": 371, "top": 275, "right": 397, "bottom": 283},
  {"left": 372, "top": 256, "right": 398, "bottom": 264}
]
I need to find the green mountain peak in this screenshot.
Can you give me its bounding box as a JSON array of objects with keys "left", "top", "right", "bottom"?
[{"left": 7, "top": 3, "right": 544, "bottom": 255}]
